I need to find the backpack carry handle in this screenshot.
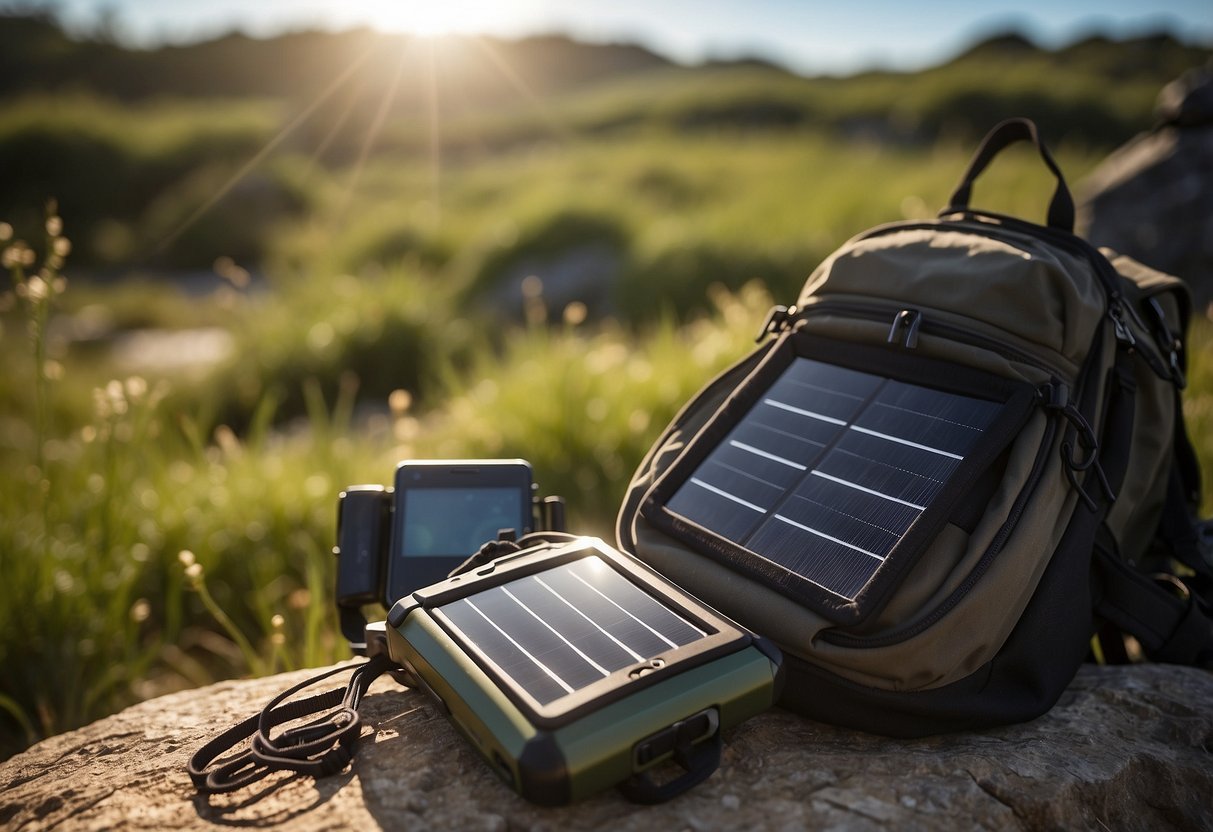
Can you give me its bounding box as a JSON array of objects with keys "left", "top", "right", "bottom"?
[{"left": 943, "top": 117, "right": 1075, "bottom": 232}]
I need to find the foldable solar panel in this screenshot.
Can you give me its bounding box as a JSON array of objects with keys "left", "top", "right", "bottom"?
[
  {"left": 643, "top": 335, "right": 1035, "bottom": 624},
  {"left": 384, "top": 536, "right": 783, "bottom": 804}
]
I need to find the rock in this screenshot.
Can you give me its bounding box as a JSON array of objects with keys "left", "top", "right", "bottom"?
[
  {"left": 1, "top": 663, "right": 1211, "bottom": 830},
  {"left": 1079, "top": 62, "right": 1213, "bottom": 309}
]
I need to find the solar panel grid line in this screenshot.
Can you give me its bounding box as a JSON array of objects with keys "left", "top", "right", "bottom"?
[
  {"left": 567, "top": 570, "right": 686, "bottom": 649},
  {"left": 871, "top": 399, "right": 990, "bottom": 432},
  {"left": 729, "top": 440, "right": 808, "bottom": 470},
  {"left": 745, "top": 522, "right": 882, "bottom": 599},
  {"left": 829, "top": 445, "right": 947, "bottom": 486},
  {"left": 772, "top": 513, "right": 886, "bottom": 561},
  {"left": 500, "top": 585, "right": 612, "bottom": 678},
  {"left": 786, "top": 491, "right": 906, "bottom": 538},
  {"left": 462, "top": 597, "right": 576, "bottom": 696},
  {"left": 707, "top": 457, "right": 787, "bottom": 492},
  {"left": 688, "top": 477, "right": 767, "bottom": 513},
  {"left": 808, "top": 469, "right": 929, "bottom": 511},
  {"left": 782, "top": 375, "right": 866, "bottom": 401},
  {"left": 847, "top": 424, "right": 965, "bottom": 460},
  {"left": 532, "top": 575, "right": 646, "bottom": 662},
  {"left": 751, "top": 420, "right": 828, "bottom": 448},
  {"left": 777, "top": 493, "right": 903, "bottom": 557},
  {"left": 762, "top": 397, "right": 847, "bottom": 425}
]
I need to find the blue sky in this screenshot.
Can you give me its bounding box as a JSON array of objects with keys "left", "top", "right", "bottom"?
[{"left": 53, "top": 0, "right": 1213, "bottom": 75}]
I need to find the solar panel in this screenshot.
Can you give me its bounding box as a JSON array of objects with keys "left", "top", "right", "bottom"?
[
  {"left": 655, "top": 353, "right": 1011, "bottom": 611},
  {"left": 435, "top": 555, "right": 708, "bottom": 706}
]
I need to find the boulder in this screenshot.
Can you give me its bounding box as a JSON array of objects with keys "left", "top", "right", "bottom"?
[
  {"left": 1079, "top": 62, "right": 1213, "bottom": 309},
  {"left": 1, "top": 663, "right": 1210, "bottom": 830}
]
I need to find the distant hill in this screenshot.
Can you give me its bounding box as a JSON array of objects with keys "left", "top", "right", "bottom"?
[
  {"left": 1, "top": 11, "right": 1208, "bottom": 140},
  {"left": 0, "top": 13, "right": 672, "bottom": 108}
]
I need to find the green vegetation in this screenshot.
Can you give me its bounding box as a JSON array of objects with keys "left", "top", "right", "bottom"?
[{"left": 0, "top": 13, "right": 1210, "bottom": 759}]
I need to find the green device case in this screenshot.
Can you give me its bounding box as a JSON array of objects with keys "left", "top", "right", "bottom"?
[{"left": 383, "top": 536, "right": 784, "bottom": 805}]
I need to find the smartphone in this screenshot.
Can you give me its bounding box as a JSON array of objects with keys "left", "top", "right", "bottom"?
[
  {"left": 385, "top": 459, "right": 533, "bottom": 605},
  {"left": 379, "top": 536, "right": 783, "bottom": 805}
]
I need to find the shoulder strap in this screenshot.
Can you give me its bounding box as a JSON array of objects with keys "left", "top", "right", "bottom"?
[
  {"left": 1093, "top": 436, "right": 1213, "bottom": 668},
  {"left": 1093, "top": 540, "right": 1213, "bottom": 667}
]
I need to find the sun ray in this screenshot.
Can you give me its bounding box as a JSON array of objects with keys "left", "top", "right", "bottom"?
[
  {"left": 153, "top": 44, "right": 378, "bottom": 257},
  {"left": 299, "top": 72, "right": 373, "bottom": 182},
  {"left": 423, "top": 38, "right": 442, "bottom": 221},
  {"left": 469, "top": 36, "right": 579, "bottom": 145},
  {"left": 330, "top": 39, "right": 412, "bottom": 229}
]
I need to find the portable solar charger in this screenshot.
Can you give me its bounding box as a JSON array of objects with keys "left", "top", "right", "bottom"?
[{"left": 376, "top": 535, "right": 784, "bottom": 805}]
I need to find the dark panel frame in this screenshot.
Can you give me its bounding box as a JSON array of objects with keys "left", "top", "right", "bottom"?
[{"left": 641, "top": 330, "right": 1037, "bottom": 626}]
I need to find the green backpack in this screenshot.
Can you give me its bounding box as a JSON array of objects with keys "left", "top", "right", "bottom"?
[{"left": 617, "top": 118, "right": 1212, "bottom": 736}]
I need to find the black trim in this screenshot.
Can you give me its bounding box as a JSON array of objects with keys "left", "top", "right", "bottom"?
[
  {"left": 516, "top": 733, "right": 570, "bottom": 806},
  {"left": 641, "top": 330, "right": 1038, "bottom": 626}
]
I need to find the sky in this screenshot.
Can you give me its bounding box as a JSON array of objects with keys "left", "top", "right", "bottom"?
[{"left": 50, "top": 0, "right": 1213, "bottom": 76}]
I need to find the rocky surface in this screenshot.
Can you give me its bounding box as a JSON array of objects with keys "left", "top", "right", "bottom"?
[{"left": 2, "top": 663, "right": 1211, "bottom": 831}]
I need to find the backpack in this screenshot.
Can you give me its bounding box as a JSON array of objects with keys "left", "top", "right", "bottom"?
[{"left": 616, "top": 118, "right": 1213, "bottom": 737}]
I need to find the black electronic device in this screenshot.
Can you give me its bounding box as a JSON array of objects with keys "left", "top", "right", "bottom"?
[
  {"left": 334, "top": 458, "right": 563, "bottom": 653},
  {"left": 386, "top": 459, "right": 534, "bottom": 603}
]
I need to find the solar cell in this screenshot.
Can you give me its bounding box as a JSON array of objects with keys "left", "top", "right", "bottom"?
[
  {"left": 436, "top": 556, "right": 707, "bottom": 706},
  {"left": 663, "top": 356, "right": 1003, "bottom": 603}
]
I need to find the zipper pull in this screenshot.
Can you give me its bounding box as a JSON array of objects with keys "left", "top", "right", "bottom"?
[
  {"left": 1145, "top": 297, "right": 1187, "bottom": 389},
  {"left": 755, "top": 305, "right": 796, "bottom": 342},
  {"left": 887, "top": 309, "right": 923, "bottom": 349},
  {"left": 1108, "top": 300, "right": 1137, "bottom": 350}
]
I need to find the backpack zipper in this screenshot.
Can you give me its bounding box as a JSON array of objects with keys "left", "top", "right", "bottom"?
[
  {"left": 854, "top": 214, "right": 1177, "bottom": 381},
  {"left": 786, "top": 297, "right": 1076, "bottom": 381}
]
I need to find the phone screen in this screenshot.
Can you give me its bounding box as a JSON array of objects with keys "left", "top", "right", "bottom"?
[
  {"left": 402, "top": 487, "right": 526, "bottom": 557},
  {"left": 386, "top": 461, "right": 532, "bottom": 604}
]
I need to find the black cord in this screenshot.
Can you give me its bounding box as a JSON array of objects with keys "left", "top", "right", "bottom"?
[{"left": 188, "top": 654, "right": 399, "bottom": 794}]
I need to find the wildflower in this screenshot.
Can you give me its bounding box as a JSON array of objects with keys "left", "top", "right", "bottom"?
[
  {"left": 563, "top": 301, "right": 587, "bottom": 326},
  {"left": 24, "top": 275, "right": 47, "bottom": 301},
  {"left": 3, "top": 241, "right": 32, "bottom": 270},
  {"left": 214, "top": 425, "right": 240, "bottom": 457},
  {"left": 130, "top": 599, "right": 151, "bottom": 623},
  {"left": 270, "top": 614, "right": 286, "bottom": 647},
  {"left": 389, "top": 388, "right": 412, "bottom": 416}
]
